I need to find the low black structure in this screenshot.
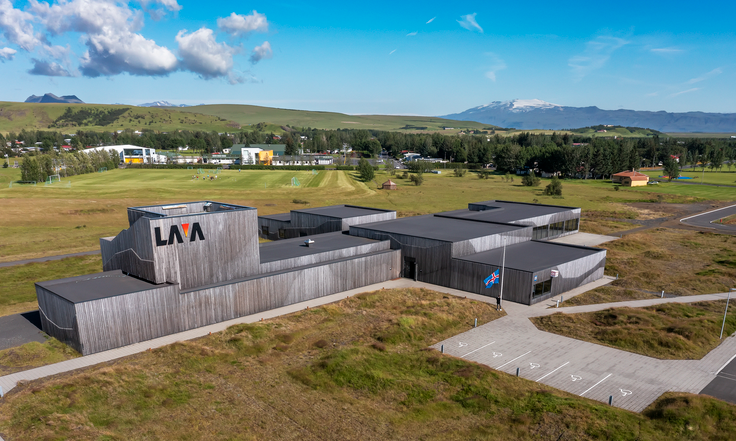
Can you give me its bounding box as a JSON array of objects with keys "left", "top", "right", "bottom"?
[{"left": 37, "top": 200, "right": 605, "bottom": 355}]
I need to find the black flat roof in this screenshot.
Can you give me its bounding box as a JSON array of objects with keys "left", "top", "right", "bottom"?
[
  {"left": 455, "top": 241, "right": 604, "bottom": 272},
  {"left": 36, "top": 270, "right": 169, "bottom": 304},
  {"left": 259, "top": 231, "right": 383, "bottom": 263},
  {"left": 292, "top": 204, "right": 394, "bottom": 219},
  {"left": 457, "top": 201, "right": 578, "bottom": 223},
  {"left": 259, "top": 212, "right": 291, "bottom": 221},
  {"left": 352, "top": 214, "right": 526, "bottom": 243}
]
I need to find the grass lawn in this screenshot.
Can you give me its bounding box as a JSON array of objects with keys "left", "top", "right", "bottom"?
[
  {"left": 0, "top": 255, "right": 102, "bottom": 317},
  {"left": 643, "top": 170, "right": 736, "bottom": 186},
  {"left": 562, "top": 229, "right": 736, "bottom": 307},
  {"left": 2, "top": 288, "right": 736, "bottom": 441},
  {"left": 531, "top": 301, "right": 736, "bottom": 359},
  {"left": 0, "top": 338, "right": 80, "bottom": 376}
]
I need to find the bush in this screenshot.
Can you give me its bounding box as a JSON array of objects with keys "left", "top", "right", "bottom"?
[
  {"left": 409, "top": 174, "right": 424, "bottom": 186},
  {"left": 406, "top": 160, "right": 434, "bottom": 174},
  {"left": 521, "top": 171, "right": 541, "bottom": 187},
  {"left": 476, "top": 170, "right": 493, "bottom": 179},
  {"left": 544, "top": 175, "right": 563, "bottom": 195},
  {"left": 453, "top": 168, "right": 467, "bottom": 177},
  {"left": 2, "top": 161, "right": 7, "bottom": 168},
  {"left": 357, "top": 158, "right": 375, "bottom": 181}
]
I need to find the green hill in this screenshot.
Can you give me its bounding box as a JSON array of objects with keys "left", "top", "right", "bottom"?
[
  {"left": 0, "top": 101, "right": 496, "bottom": 135},
  {"left": 569, "top": 125, "right": 662, "bottom": 138}
]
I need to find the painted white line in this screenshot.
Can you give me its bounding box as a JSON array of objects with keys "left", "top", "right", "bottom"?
[
  {"left": 681, "top": 204, "right": 736, "bottom": 222},
  {"left": 496, "top": 351, "right": 532, "bottom": 370},
  {"left": 460, "top": 341, "right": 495, "bottom": 358},
  {"left": 716, "top": 353, "right": 736, "bottom": 375},
  {"left": 579, "top": 373, "right": 612, "bottom": 396},
  {"left": 536, "top": 362, "right": 569, "bottom": 382}
]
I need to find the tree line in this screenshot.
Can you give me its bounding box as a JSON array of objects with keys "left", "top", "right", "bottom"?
[{"left": 19, "top": 150, "right": 118, "bottom": 183}]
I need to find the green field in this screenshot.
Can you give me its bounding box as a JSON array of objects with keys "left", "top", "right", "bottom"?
[
  {"left": 644, "top": 169, "right": 736, "bottom": 186},
  {"left": 665, "top": 132, "right": 736, "bottom": 139},
  {"left": 572, "top": 127, "right": 662, "bottom": 138}
]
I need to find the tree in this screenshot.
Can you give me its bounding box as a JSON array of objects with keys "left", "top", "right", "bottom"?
[
  {"left": 367, "top": 139, "right": 382, "bottom": 156},
  {"left": 544, "top": 175, "right": 563, "bottom": 196},
  {"left": 357, "top": 157, "right": 374, "bottom": 181},
  {"left": 409, "top": 173, "right": 423, "bottom": 186},
  {"left": 663, "top": 157, "right": 680, "bottom": 182},
  {"left": 453, "top": 167, "right": 467, "bottom": 177},
  {"left": 521, "top": 170, "right": 541, "bottom": 187},
  {"left": 284, "top": 137, "right": 299, "bottom": 156}
]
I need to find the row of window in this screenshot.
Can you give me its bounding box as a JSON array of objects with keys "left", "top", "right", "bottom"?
[{"left": 532, "top": 217, "right": 580, "bottom": 240}]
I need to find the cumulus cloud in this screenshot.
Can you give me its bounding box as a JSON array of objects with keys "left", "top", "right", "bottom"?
[
  {"left": 569, "top": 36, "right": 628, "bottom": 80},
  {"left": 249, "top": 41, "right": 272, "bottom": 64},
  {"left": 140, "top": 0, "right": 181, "bottom": 20},
  {"left": 457, "top": 13, "right": 482, "bottom": 33},
  {"left": 28, "top": 58, "right": 71, "bottom": 76},
  {"left": 29, "top": 0, "right": 142, "bottom": 36},
  {"left": 0, "top": 46, "right": 16, "bottom": 60},
  {"left": 81, "top": 30, "right": 178, "bottom": 77},
  {"left": 0, "top": 0, "right": 43, "bottom": 50},
  {"left": 177, "top": 27, "right": 241, "bottom": 83},
  {"left": 218, "top": 11, "right": 268, "bottom": 36}
]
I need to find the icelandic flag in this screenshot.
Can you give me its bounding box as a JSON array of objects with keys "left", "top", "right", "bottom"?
[{"left": 483, "top": 270, "right": 500, "bottom": 288}]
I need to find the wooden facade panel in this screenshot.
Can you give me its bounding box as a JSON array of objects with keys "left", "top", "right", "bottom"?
[
  {"left": 531, "top": 251, "right": 607, "bottom": 303},
  {"left": 36, "top": 286, "right": 80, "bottom": 352},
  {"left": 451, "top": 229, "right": 532, "bottom": 258},
  {"left": 260, "top": 240, "right": 390, "bottom": 273},
  {"left": 449, "top": 260, "right": 532, "bottom": 304}
]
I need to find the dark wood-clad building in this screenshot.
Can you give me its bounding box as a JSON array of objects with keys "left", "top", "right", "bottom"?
[{"left": 36, "top": 199, "right": 605, "bottom": 355}]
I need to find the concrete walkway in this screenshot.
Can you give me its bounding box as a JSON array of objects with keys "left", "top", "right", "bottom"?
[{"left": 434, "top": 286, "right": 736, "bottom": 413}]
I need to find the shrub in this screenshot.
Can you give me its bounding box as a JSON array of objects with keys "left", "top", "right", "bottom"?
[
  {"left": 521, "top": 171, "right": 541, "bottom": 187},
  {"left": 409, "top": 173, "right": 424, "bottom": 186},
  {"left": 453, "top": 168, "right": 467, "bottom": 177},
  {"left": 357, "top": 158, "right": 375, "bottom": 181},
  {"left": 544, "top": 175, "right": 563, "bottom": 195}
]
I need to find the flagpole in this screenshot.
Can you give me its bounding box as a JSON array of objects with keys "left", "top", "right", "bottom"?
[{"left": 499, "top": 238, "right": 506, "bottom": 311}]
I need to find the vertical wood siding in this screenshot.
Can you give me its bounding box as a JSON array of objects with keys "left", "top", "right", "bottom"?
[
  {"left": 36, "top": 286, "right": 81, "bottom": 352},
  {"left": 449, "top": 260, "right": 533, "bottom": 304}
]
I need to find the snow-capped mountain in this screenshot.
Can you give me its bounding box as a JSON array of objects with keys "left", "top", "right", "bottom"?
[
  {"left": 443, "top": 99, "right": 736, "bottom": 132},
  {"left": 139, "top": 101, "right": 191, "bottom": 107}
]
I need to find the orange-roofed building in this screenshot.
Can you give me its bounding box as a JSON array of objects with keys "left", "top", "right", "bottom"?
[{"left": 612, "top": 170, "right": 649, "bottom": 187}]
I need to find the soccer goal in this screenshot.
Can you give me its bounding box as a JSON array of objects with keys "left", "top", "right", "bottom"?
[
  {"left": 187, "top": 166, "right": 194, "bottom": 170},
  {"left": 216, "top": 167, "right": 224, "bottom": 174},
  {"left": 98, "top": 167, "right": 108, "bottom": 173},
  {"left": 46, "top": 174, "right": 61, "bottom": 185},
  {"left": 312, "top": 169, "right": 318, "bottom": 175},
  {"left": 291, "top": 177, "right": 300, "bottom": 187},
  {"left": 197, "top": 168, "right": 205, "bottom": 174}
]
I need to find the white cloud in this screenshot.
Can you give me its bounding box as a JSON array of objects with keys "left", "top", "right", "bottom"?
[
  {"left": 484, "top": 52, "right": 506, "bottom": 82},
  {"left": 249, "top": 40, "right": 272, "bottom": 64},
  {"left": 177, "top": 28, "right": 241, "bottom": 83},
  {"left": 646, "top": 92, "right": 658, "bottom": 97},
  {"left": 140, "top": 0, "right": 181, "bottom": 20},
  {"left": 568, "top": 36, "right": 628, "bottom": 80},
  {"left": 389, "top": 49, "right": 396, "bottom": 55},
  {"left": 686, "top": 68, "right": 722, "bottom": 85},
  {"left": 28, "top": 58, "right": 71, "bottom": 76},
  {"left": 218, "top": 11, "right": 268, "bottom": 36},
  {"left": 0, "top": 46, "right": 16, "bottom": 60},
  {"left": 669, "top": 88, "right": 700, "bottom": 98},
  {"left": 457, "top": 13, "right": 483, "bottom": 33},
  {"left": 0, "top": 0, "right": 42, "bottom": 50},
  {"left": 81, "top": 30, "right": 178, "bottom": 76},
  {"left": 29, "top": 0, "right": 142, "bottom": 36},
  {"left": 651, "top": 47, "right": 682, "bottom": 54},
  {"left": 426, "top": 17, "right": 435, "bottom": 24},
  {"left": 406, "top": 31, "right": 417, "bottom": 36}
]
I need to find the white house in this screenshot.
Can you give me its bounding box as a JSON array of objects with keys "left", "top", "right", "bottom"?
[{"left": 84, "top": 145, "right": 166, "bottom": 164}]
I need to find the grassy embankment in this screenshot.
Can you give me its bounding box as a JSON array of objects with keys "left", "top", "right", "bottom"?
[
  {"left": 0, "top": 338, "right": 80, "bottom": 376},
  {"left": 2, "top": 288, "right": 736, "bottom": 441},
  {"left": 532, "top": 301, "right": 736, "bottom": 359},
  {"left": 561, "top": 229, "right": 736, "bottom": 307}
]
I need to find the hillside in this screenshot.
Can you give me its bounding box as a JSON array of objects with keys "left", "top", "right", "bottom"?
[
  {"left": 444, "top": 99, "right": 736, "bottom": 133},
  {"left": 0, "top": 102, "right": 240, "bottom": 134}
]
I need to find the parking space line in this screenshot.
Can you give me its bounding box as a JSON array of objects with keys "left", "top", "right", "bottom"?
[
  {"left": 460, "top": 341, "right": 495, "bottom": 358},
  {"left": 496, "top": 351, "right": 531, "bottom": 370},
  {"left": 579, "top": 373, "right": 612, "bottom": 396},
  {"left": 536, "top": 362, "right": 569, "bottom": 382}
]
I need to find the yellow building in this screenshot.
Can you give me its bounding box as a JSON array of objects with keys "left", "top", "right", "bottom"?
[
  {"left": 611, "top": 170, "right": 649, "bottom": 187},
  {"left": 258, "top": 150, "right": 274, "bottom": 165}
]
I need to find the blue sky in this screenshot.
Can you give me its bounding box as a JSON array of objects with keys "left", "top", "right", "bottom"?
[{"left": 1, "top": 0, "right": 734, "bottom": 115}]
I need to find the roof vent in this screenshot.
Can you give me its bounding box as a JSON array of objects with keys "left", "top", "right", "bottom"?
[
  {"left": 203, "top": 202, "right": 212, "bottom": 212},
  {"left": 304, "top": 239, "right": 315, "bottom": 247}
]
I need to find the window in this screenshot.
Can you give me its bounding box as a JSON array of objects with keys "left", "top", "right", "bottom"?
[
  {"left": 564, "top": 218, "right": 579, "bottom": 233},
  {"left": 533, "top": 226, "right": 548, "bottom": 240},
  {"left": 261, "top": 226, "right": 269, "bottom": 236},
  {"left": 533, "top": 279, "right": 552, "bottom": 298},
  {"left": 547, "top": 221, "right": 564, "bottom": 237}
]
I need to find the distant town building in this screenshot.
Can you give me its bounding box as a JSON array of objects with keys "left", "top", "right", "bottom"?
[{"left": 611, "top": 170, "right": 649, "bottom": 187}]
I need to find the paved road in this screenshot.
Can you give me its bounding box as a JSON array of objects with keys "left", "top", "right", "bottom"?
[
  {"left": 435, "top": 287, "right": 736, "bottom": 413},
  {"left": 0, "top": 312, "right": 46, "bottom": 350},
  {"left": 700, "top": 355, "right": 736, "bottom": 404},
  {"left": 0, "top": 250, "right": 100, "bottom": 268},
  {"left": 680, "top": 203, "right": 736, "bottom": 233}
]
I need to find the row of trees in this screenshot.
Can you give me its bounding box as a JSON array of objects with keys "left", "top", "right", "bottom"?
[{"left": 19, "top": 150, "right": 118, "bottom": 182}]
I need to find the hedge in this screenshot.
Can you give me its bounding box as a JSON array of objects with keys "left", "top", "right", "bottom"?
[{"left": 126, "top": 164, "right": 326, "bottom": 171}]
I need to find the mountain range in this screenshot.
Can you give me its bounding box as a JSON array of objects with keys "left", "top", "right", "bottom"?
[
  {"left": 25, "top": 93, "right": 84, "bottom": 104},
  {"left": 443, "top": 99, "right": 736, "bottom": 132},
  {"left": 139, "top": 101, "right": 192, "bottom": 107}
]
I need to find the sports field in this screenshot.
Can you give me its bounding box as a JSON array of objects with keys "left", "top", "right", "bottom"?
[{"left": 644, "top": 170, "right": 736, "bottom": 186}]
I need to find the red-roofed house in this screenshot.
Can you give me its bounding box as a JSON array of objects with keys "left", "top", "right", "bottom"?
[{"left": 612, "top": 170, "right": 649, "bottom": 187}]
